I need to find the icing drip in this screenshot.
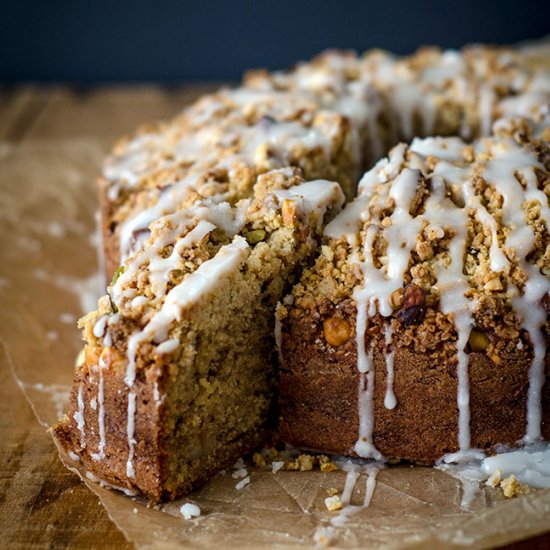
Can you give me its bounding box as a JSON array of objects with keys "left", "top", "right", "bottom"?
[
  {"left": 353, "top": 163, "right": 423, "bottom": 458},
  {"left": 483, "top": 142, "right": 550, "bottom": 443},
  {"left": 427, "top": 175, "right": 476, "bottom": 454},
  {"left": 329, "top": 459, "right": 383, "bottom": 527},
  {"left": 126, "top": 391, "right": 136, "bottom": 478},
  {"left": 155, "top": 338, "right": 180, "bottom": 355},
  {"left": 74, "top": 383, "right": 86, "bottom": 448},
  {"left": 272, "top": 180, "right": 344, "bottom": 218},
  {"left": 90, "top": 360, "right": 106, "bottom": 461},
  {"left": 479, "top": 86, "right": 495, "bottom": 136},
  {"left": 383, "top": 325, "right": 396, "bottom": 410}
]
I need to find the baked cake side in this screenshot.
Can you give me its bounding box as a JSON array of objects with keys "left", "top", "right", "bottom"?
[
  {"left": 54, "top": 169, "right": 344, "bottom": 500},
  {"left": 278, "top": 126, "right": 550, "bottom": 463}
]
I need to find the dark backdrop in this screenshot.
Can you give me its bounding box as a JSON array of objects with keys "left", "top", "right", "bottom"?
[{"left": 1, "top": 0, "right": 549, "bottom": 83}]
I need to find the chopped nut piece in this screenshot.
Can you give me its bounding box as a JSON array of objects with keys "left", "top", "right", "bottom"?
[
  {"left": 468, "top": 330, "right": 489, "bottom": 351},
  {"left": 323, "top": 317, "right": 352, "bottom": 346},
  {"left": 397, "top": 284, "right": 426, "bottom": 325},
  {"left": 324, "top": 495, "right": 343, "bottom": 511},
  {"left": 326, "top": 487, "right": 339, "bottom": 496},
  {"left": 389, "top": 288, "right": 404, "bottom": 310},
  {"left": 282, "top": 199, "right": 299, "bottom": 226},
  {"left": 484, "top": 277, "right": 503, "bottom": 291},
  {"left": 500, "top": 475, "right": 530, "bottom": 498}
]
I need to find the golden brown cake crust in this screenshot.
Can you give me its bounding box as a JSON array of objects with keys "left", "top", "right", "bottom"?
[{"left": 279, "top": 302, "right": 550, "bottom": 462}]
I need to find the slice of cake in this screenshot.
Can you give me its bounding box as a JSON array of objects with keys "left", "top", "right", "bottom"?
[
  {"left": 277, "top": 126, "right": 550, "bottom": 463},
  {"left": 53, "top": 169, "right": 344, "bottom": 501}
]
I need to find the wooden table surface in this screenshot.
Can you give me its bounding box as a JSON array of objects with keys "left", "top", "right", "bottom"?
[{"left": 1, "top": 85, "right": 549, "bottom": 549}]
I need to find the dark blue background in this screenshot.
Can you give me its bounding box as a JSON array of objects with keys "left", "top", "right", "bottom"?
[{"left": 1, "top": 0, "right": 549, "bottom": 83}]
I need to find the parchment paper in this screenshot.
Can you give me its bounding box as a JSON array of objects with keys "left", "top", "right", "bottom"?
[{"left": 2, "top": 139, "right": 550, "bottom": 549}]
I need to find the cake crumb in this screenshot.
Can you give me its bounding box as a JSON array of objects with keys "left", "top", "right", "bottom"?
[
  {"left": 319, "top": 455, "right": 338, "bottom": 473},
  {"left": 253, "top": 452, "right": 266, "bottom": 468},
  {"left": 500, "top": 475, "right": 530, "bottom": 498},
  {"left": 235, "top": 476, "right": 250, "bottom": 490},
  {"left": 324, "top": 495, "right": 343, "bottom": 511},
  {"left": 485, "top": 469, "right": 502, "bottom": 488},
  {"left": 298, "top": 454, "right": 314, "bottom": 471},
  {"left": 180, "top": 502, "right": 201, "bottom": 520}
]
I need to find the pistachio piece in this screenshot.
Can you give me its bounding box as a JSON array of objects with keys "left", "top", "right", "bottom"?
[
  {"left": 110, "top": 265, "right": 125, "bottom": 287},
  {"left": 243, "top": 229, "right": 267, "bottom": 244}
]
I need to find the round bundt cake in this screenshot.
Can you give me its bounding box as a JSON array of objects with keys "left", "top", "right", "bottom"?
[{"left": 53, "top": 43, "right": 550, "bottom": 501}]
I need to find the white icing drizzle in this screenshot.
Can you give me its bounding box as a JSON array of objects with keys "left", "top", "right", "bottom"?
[
  {"left": 483, "top": 141, "right": 550, "bottom": 442},
  {"left": 90, "top": 360, "right": 106, "bottom": 461},
  {"left": 329, "top": 459, "right": 383, "bottom": 528},
  {"left": 155, "top": 338, "right": 180, "bottom": 355},
  {"left": 383, "top": 325, "right": 396, "bottom": 410},
  {"left": 74, "top": 383, "right": 86, "bottom": 448},
  {"left": 126, "top": 391, "right": 137, "bottom": 478},
  {"left": 426, "top": 171, "right": 477, "bottom": 455},
  {"left": 93, "top": 315, "right": 108, "bottom": 338},
  {"left": 353, "top": 161, "right": 423, "bottom": 458},
  {"left": 481, "top": 444, "right": 550, "bottom": 488},
  {"left": 479, "top": 85, "right": 495, "bottom": 136},
  {"left": 112, "top": 203, "right": 243, "bottom": 311},
  {"left": 153, "top": 381, "right": 161, "bottom": 407},
  {"left": 272, "top": 180, "right": 344, "bottom": 218},
  {"left": 68, "top": 451, "right": 80, "bottom": 462}
]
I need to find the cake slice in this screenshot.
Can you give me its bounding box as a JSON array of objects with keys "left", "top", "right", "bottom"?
[
  {"left": 53, "top": 168, "right": 344, "bottom": 501},
  {"left": 277, "top": 125, "right": 550, "bottom": 463}
]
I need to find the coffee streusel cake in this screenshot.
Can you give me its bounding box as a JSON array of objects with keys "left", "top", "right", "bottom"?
[{"left": 53, "top": 42, "right": 550, "bottom": 501}]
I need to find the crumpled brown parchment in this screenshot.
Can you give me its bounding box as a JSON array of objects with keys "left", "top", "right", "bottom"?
[{"left": 2, "top": 139, "right": 550, "bottom": 549}]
